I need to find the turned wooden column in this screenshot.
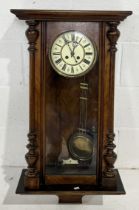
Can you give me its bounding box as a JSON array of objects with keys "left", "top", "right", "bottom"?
[
  {"left": 103, "top": 21, "right": 120, "bottom": 180},
  {"left": 24, "top": 20, "right": 40, "bottom": 189}
]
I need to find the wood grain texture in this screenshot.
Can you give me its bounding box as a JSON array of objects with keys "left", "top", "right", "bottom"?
[
  {"left": 16, "top": 169, "right": 126, "bottom": 198},
  {"left": 25, "top": 20, "right": 39, "bottom": 181},
  {"left": 103, "top": 21, "right": 120, "bottom": 178},
  {"left": 10, "top": 9, "right": 132, "bottom": 21},
  {"left": 45, "top": 175, "right": 96, "bottom": 185}
]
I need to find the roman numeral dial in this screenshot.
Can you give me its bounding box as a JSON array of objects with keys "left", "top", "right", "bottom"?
[
  {"left": 50, "top": 31, "right": 97, "bottom": 78},
  {"left": 83, "top": 59, "right": 91, "bottom": 65}
]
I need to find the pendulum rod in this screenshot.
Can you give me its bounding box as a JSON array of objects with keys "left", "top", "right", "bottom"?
[{"left": 79, "top": 78, "right": 88, "bottom": 134}]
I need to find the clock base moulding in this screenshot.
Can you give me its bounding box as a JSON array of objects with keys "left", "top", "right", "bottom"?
[{"left": 17, "top": 169, "right": 125, "bottom": 203}]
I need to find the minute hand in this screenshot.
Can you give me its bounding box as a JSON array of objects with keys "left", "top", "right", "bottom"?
[
  {"left": 71, "top": 43, "right": 78, "bottom": 57},
  {"left": 67, "top": 43, "right": 73, "bottom": 56},
  {"left": 68, "top": 43, "right": 78, "bottom": 63}
]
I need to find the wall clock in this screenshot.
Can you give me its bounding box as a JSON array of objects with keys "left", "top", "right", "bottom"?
[{"left": 10, "top": 9, "right": 132, "bottom": 203}]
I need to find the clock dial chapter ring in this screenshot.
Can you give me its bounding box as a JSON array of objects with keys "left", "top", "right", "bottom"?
[{"left": 49, "top": 30, "right": 98, "bottom": 78}]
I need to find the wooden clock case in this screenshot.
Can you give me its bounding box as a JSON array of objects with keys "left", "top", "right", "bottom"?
[{"left": 10, "top": 10, "right": 132, "bottom": 203}]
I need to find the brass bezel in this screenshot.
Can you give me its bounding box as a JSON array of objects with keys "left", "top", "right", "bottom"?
[{"left": 67, "top": 132, "right": 94, "bottom": 161}]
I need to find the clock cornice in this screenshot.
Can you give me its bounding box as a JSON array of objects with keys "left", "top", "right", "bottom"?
[{"left": 10, "top": 9, "right": 132, "bottom": 21}]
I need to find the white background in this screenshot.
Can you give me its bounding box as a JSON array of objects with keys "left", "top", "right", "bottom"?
[{"left": 0, "top": 0, "right": 139, "bottom": 170}]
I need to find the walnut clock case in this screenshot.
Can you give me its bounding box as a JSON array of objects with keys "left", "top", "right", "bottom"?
[{"left": 10, "top": 10, "right": 132, "bottom": 203}]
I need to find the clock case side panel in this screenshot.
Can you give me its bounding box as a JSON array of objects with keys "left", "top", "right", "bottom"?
[
  {"left": 98, "top": 21, "right": 122, "bottom": 189},
  {"left": 98, "top": 21, "right": 113, "bottom": 187},
  {"left": 40, "top": 21, "right": 48, "bottom": 185},
  {"left": 97, "top": 22, "right": 106, "bottom": 186},
  {"left": 23, "top": 21, "right": 46, "bottom": 190}
]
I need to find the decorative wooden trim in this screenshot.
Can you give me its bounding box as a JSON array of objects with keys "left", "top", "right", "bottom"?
[
  {"left": 25, "top": 131, "right": 38, "bottom": 177},
  {"left": 107, "top": 21, "right": 120, "bottom": 129},
  {"left": 26, "top": 20, "right": 39, "bottom": 53},
  {"left": 17, "top": 169, "right": 126, "bottom": 195},
  {"left": 25, "top": 20, "right": 39, "bottom": 178},
  {"left": 103, "top": 131, "right": 117, "bottom": 177},
  {"left": 107, "top": 21, "right": 120, "bottom": 53},
  {"left": 103, "top": 21, "right": 120, "bottom": 178},
  {"left": 59, "top": 195, "right": 83, "bottom": 203},
  {"left": 10, "top": 9, "right": 132, "bottom": 21}
]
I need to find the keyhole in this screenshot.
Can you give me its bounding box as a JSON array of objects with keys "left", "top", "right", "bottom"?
[{"left": 77, "top": 56, "right": 80, "bottom": 60}]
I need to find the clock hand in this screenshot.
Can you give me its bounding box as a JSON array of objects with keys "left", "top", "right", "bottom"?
[
  {"left": 71, "top": 42, "right": 78, "bottom": 57},
  {"left": 73, "top": 54, "right": 78, "bottom": 63},
  {"left": 72, "top": 42, "right": 78, "bottom": 56},
  {"left": 68, "top": 43, "right": 74, "bottom": 56},
  {"left": 72, "top": 43, "right": 79, "bottom": 63},
  {"left": 67, "top": 43, "right": 78, "bottom": 63}
]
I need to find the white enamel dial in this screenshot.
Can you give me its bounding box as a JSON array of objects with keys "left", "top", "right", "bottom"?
[{"left": 49, "top": 31, "right": 97, "bottom": 78}]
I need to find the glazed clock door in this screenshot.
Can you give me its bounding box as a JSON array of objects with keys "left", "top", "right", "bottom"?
[{"left": 44, "top": 22, "right": 99, "bottom": 185}]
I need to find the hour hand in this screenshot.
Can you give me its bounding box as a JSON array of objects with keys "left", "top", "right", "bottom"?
[
  {"left": 68, "top": 43, "right": 74, "bottom": 57},
  {"left": 67, "top": 43, "right": 72, "bottom": 54},
  {"left": 71, "top": 42, "right": 78, "bottom": 56},
  {"left": 67, "top": 43, "right": 78, "bottom": 63}
]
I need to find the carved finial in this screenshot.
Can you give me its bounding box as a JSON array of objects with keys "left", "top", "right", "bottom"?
[
  {"left": 25, "top": 131, "right": 38, "bottom": 177},
  {"left": 107, "top": 21, "right": 120, "bottom": 52},
  {"left": 26, "top": 20, "right": 39, "bottom": 52},
  {"left": 103, "top": 130, "right": 117, "bottom": 177}
]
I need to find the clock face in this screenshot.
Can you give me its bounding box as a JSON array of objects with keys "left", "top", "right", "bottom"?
[{"left": 49, "top": 31, "right": 97, "bottom": 77}]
